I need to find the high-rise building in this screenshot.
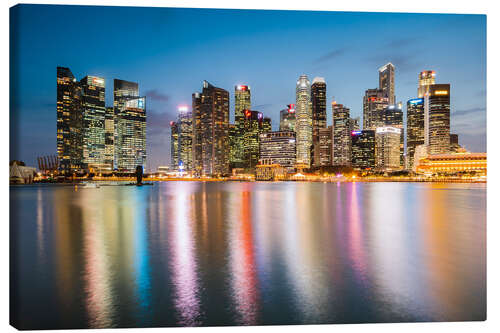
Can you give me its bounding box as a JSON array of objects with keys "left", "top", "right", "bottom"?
[
  {"left": 242, "top": 110, "right": 264, "bottom": 170},
  {"left": 259, "top": 131, "right": 296, "bottom": 171},
  {"left": 406, "top": 98, "right": 425, "bottom": 169},
  {"left": 295, "top": 75, "right": 312, "bottom": 167},
  {"left": 57, "top": 66, "right": 83, "bottom": 174},
  {"left": 170, "top": 121, "right": 179, "bottom": 170},
  {"left": 379, "top": 63, "right": 395, "bottom": 105},
  {"left": 104, "top": 106, "right": 114, "bottom": 171},
  {"left": 80, "top": 75, "right": 106, "bottom": 172},
  {"left": 232, "top": 85, "right": 251, "bottom": 168},
  {"left": 351, "top": 130, "right": 375, "bottom": 169},
  {"left": 349, "top": 117, "right": 360, "bottom": 132},
  {"left": 192, "top": 81, "right": 230, "bottom": 176},
  {"left": 425, "top": 84, "right": 450, "bottom": 155},
  {"left": 279, "top": 104, "right": 296, "bottom": 131},
  {"left": 262, "top": 117, "right": 272, "bottom": 133},
  {"left": 311, "top": 78, "right": 326, "bottom": 167},
  {"left": 178, "top": 105, "right": 193, "bottom": 171},
  {"left": 332, "top": 101, "right": 351, "bottom": 166},
  {"left": 318, "top": 126, "right": 333, "bottom": 167},
  {"left": 363, "top": 88, "right": 389, "bottom": 130},
  {"left": 450, "top": 133, "right": 462, "bottom": 152},
  {"left": 113, "top": 79, "right": 146, "bottom": 172},
  {"left": 382, "top": 104, "right": 404, "bottom": 167},
  {"left": 418, "top": 70, "right": 436, "bottom": 98},
  {"left": 375, "top": 126, "right": 402, "bottom": 171}
]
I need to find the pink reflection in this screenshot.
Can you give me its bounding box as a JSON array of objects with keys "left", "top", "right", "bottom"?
[
  {"left": 229, "top": 189, "right": 259, "bottom": 325},
  {"left": 168, "top": 185, "right": 201, "bottom": 326},
  {"left": 348, "top": 183, "right": 367, "bottom": 280}
]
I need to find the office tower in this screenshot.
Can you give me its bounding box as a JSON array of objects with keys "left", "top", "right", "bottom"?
[
  {"left": 233, "top": 85, "right": 251, "bottom": 167},
  {"left": 407, "top": 98, "right": 425, "bottom": 169},
  {"left": 57, "top": 66, "right": 83, "bottom": 174},
  {"left": 80, "top": 75, "right": 106, "bottom": 172},
  {"left": 332, "top": 101, "right": 351, "bottom": 166},
  {"left": 178, "top": 105, "right": 193, "bottom": 171},
  {"left": 295, "top": 75, "right": 312, "bottom": 167},
  {"left": 229, "top": 123, "right": 238, "bottom": 169},
  {"left": 242, "top": 110, "right": 264, "bottom": 170},
  {"left": 259, "top": 131, "right": 296, "bottom": 171},
  {"left": 418, "top": 70, "right": 436, "bottom": 98},
  {"left": 113, "top": 79, "right": 146, "bottom": 172},
  {"left": 262, "top": 117, "right": 272, "bottom": 133},
  {"left": 375, "top": 127, "right": 402, "bottom": 170},
  {"left": 311, "top": 78, "right": 326, "bottom": 167},
  {"left": 349, "top": 117, "right": 360, "bottom": 132},
  {"left": 379, "top": 63, "right": 395, "bottom": 104},
  {"left": 363, "top": 88, "right": 388, "bottom": 130},
  {"left": 382, "top": 104, "right": 404, "bottom": 167},
  {"left": 279, "top": 104, "right": 296, "bottom": 131},
  {"left": 425, "top": 84, "right": 451, "bottom": 155},
  {"left": 104, "top": 106, "right": 114, "bottom": 171},
  {"left": 318, "top": 126, "right": 333, "bottom": 166},
  {"left": 351, "top": 130, "right": 375, "bottom": 169},
  {"left": 170, "top": 121, "right": 179, "bottom": 170},
  {"left": 192, "top": 80, "right": 230, "bottom": 176}
]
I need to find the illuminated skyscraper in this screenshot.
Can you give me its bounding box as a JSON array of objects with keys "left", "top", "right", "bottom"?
[
  {"left": 363, "top": 88, "right": 388, "bottom": 130},
  {"left": 418, "top": 70, "right": 436, "bottom": 98},
  {"left": 351, "top": 130, "right": 375, "bottom": 169},
  {"left": 242, "top": 110, "right": 264, "bottom": 170},
  {"left": 104, "top": 106, "right": 114, "bottom": 170},
  {"left": 113, "top": 79, "right": 146, "bottom": 172},
  {"left": 178, "top": 105, "right": 193, "bottom": 171},
  {"left": 279, "top": 104, "right": 296, "bottom": 131},
  {"left": 170, "top": 121, "right": 179, "bottom": 170},
  {"left": 262, "top": 117, "right": 272, "bottom": 133},
  {"left": 425, "top": 84, "right": 451, "bottom": 155},
  {"left": 259, "top": 131, "right": 296, "bottom": 171},
  {"left": 311, "top": 77, "right": 327, "bottom": 157},
  {"left": 232, "top": 85, "right": 251, "bottom": 167},
  {"left": 406, "top": 98, "right": 425, "bottom": 169},
  {"left": 382, "top": 104, "right": 404, "bottom": 167},
  {"left": 379, "top": 63, "right": 395, "bottom": 104},
  {"left": 192, "top": 80, "right": 230, "bottom": 176},
  {"left": 318, "top": 126, "right": 333, "bottom": 166},
  {"left": 80, "top": 75, "right": 106, "bottom": 171},
  {"left": 56, "top": 66, "right": 83, "bottom": 173},
  {"left": 295, "top": 75, "right": 312, "bottom": 167},
  {"left": 349, "top": 117, "right": 360, "bottom": 132},
  {"left": 332, "top": 100, "right": 351, "bottom": 166},
  {"left": 375, "top": 126, "right": 402, "bottom": 171}
]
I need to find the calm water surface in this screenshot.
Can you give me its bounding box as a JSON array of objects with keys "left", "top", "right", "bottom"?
[{"left": 10, "top": 181, "right": 486, "bottom": 329}]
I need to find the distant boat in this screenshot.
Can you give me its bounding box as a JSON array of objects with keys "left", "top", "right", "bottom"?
[{"left": 81, "top": 182, "right": 100, "bottom": 188}]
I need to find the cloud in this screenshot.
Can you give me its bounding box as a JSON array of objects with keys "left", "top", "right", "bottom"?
[
  {"left": 313, "top": 48, "right": 347, "bottom": 64},
  {"left": 147, "top": 110, "right": 173, "bottom": 136},
  {"left": 145, "top": 89, "right": 169, "bottom": 102},
  {"left": 452, "top": 107, "right": 486, "bottom": 117}
]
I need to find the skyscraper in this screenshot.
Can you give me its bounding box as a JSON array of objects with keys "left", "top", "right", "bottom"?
[
  {"left": 406, "top": 98, "right": 425, "bottom": 169},
  {"left": 318, "top": 126, "right": 333, "bottom": 167},
  {"left": 192, "top": 80, "right": 230, "bottom": 176},
  {"left": 113, "top": 79, "right": 146, "bottom": 172},
  {"left": 80, "top": 75, "right": 106, "bottom": 172},
  {"left": 379, "top": 63, "right": 395, "bottom": 105},
  {"left": 242, "top": 110, "right": 264, "bottom": 170},
  {"left": 311, "top": 77, "right": 327, "bottom": 154},
  {"left": 170, "top": 121, "right": 179, "bottom": 170},
  {"left": 382, "top": 104, "right": 404, "bottom": 167},
  {"left": 56, "top": 66, "right": 83, "bottom": 174},
  {"left": 418, "top": 70, "right": 436, "bottom": 98},
  {"left": 279, "top": 104, "right": 296, "bottom": 131},
  {"left": 104, "top": 106, "right": 114, "bottom": 171},
  {"left": 295, "top": 75, "right": 312, "bottom": 167},
  {"left": 425, "top": 84, "right": 451, "bottom": 155},
  {"left": 232, "top": 85, "right": 251, "bottom": 168},
  {"left": 332, "top": 101, "right": 351, "bottom": 166},
  {"left": 178, "top": 105, "right": 193, "bottom": 171},
  {"left": 351, "top": 130, "right": 375, "bottom": 169},
  {"left": 363, "top": 88, "right": 388, "bottom": 130},
  {"left": 375, "top": 126, "right": 402, "bottom": 171}
]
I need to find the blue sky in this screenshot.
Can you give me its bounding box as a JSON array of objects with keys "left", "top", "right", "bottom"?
[{"left": 10, "top": 4, "right": 486, "bottom": 170}]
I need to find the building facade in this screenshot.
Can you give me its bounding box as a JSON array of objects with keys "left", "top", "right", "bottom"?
[
  {"left": 259, "top": 131, "right": 296, "bottom": 171},
  {"left": 379, "top": 63, "right": 395, "bottom": 104},
  {"left": 332, "top": 101, "right": 351, "bottom": 166},
  {"left": 104, "top": 106, "right": 114, "bottom": 171},
  {"left": 311, "top": 77, "right": 327, "bottom": 167},
  {"left": 318, "top": 126, "right": 333, "bottom": 167},
  {"left": 406, "top": 98, "right": 425, "bottom": 169},
  {"left": 351, "top": 130, "right": 375, "bottom": 170},
  {"left": 178, "top": 106, "right": 193, "bottom": 171},
  {"left": 363, "top": 88, "right": 388, "bottom": 130},
  {"left": 425, "top": 84, "right": 451, "bottom": 155},
  {"left": 418, "top": 70, "right": 436, "bottom": 98},
  {"left": 295, "top": 75, "right": 312, "bottom": 167},
  {"left": 170, "top": 121, "right": 179, "bottom": 170},
  {"left": 375, "top": 126, "right": 402, "bottom": 171},
  {"left": 279, "top": 104, "right": 296, "bottom": 131},
  {"left": 192, "top": 81, "right": 230, "bottom": 176}
]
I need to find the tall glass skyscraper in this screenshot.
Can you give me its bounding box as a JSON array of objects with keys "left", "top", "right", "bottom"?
[
  {"left": 379, "top": 62, "right": 395, "bottom": 105},
  {"left": 279, "top": 104, "right": 296, "bottom": 131},
  {"left": 104, "top": 106, "right": 114, "bottom": 171},
  {"left": 232, "top": 85, "right": 251, "bottom": 168},
  {"left": 375, "top": 126, "right": 402, "bottom": 171},
  {"left": 418, "top": 70, "right": 436, "bottom": 98},
  {"left": 425, "top": 84, "right": 451, "bottom": 155},
  {"left": 192, "top": 80, "right": 230, "bottom": 176},
  {"left": 80, "top": 76, "right": 106, "bottom": 172},
  {"left": 311, "top": 77, "right": 326, "bottom": 167},
  {"left": 406, "top": 98, "right": 425, "bottom": 169},
  {"left": 56, "top": 66, "right": 83, "bottom": 174},
  {"left": 295, "top": 75, "right": 312, "bottom": 167},
  {"left": 113, "top": 79, "right": 146, "bottom": 172},
  {"left": 363, "top": 88, "right": 388, "bottom": 130},
  {"left": 170, "top": 121, "right": 179, "bottom": 170},
  {"left": 332, "top": 101, "right": 351, "bottom": 166},
  {"left": 178, "top": 106, "right": 193, "bottom": 171},
  {"left": 351, "top": 130, "right": 375, "bottom": 170}
]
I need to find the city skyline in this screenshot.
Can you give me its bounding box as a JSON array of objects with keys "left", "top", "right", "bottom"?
[{"left": 10, "top": 5, "right": 486, "bottom": 170}]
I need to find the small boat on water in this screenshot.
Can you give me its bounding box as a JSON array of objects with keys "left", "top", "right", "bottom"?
[{"left": 80, "top": 182, "right": 100, "bottom": 188}]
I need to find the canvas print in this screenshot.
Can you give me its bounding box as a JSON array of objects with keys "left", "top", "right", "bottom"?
[{"left": 9, "top": 4, "right": 486, "bottom": 330}]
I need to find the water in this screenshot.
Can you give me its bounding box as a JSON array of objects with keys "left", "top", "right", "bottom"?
[{"left": 10, "top": 181, "right": 486, "bottom": 329}]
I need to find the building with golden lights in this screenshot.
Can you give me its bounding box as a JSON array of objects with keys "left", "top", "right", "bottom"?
[{"left": 416, "top": 152, "right": 486, "bottom": 175}]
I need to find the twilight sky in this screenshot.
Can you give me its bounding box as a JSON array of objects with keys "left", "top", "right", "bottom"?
[{"left": 10, "top": 4, "right": 486, "bottom": 171}]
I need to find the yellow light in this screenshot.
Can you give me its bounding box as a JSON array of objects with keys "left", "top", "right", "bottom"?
[{"left": 434, "top": 90, "right": 448, "bottom": 95}]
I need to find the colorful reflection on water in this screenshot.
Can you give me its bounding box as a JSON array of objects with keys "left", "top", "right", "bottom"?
[{"left": 10, "top": 182, "right": 486, "bottom": 329}]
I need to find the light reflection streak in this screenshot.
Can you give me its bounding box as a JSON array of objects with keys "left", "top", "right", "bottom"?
[{"left": 347, "top": 182, "right": 367, "bottom": 282}]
